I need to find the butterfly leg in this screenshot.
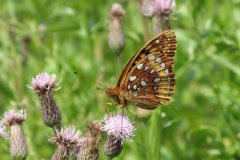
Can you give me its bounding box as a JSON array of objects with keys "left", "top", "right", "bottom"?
[
  {"left": 124, "top": 107, "right": 136, "bottom": 116},
  {"left": 119, "top": 105, "right": 125, "bottom": 124},
  {"left": 124, "top": 107, "right": 137, "bottom": 121},
  {"left": 105, "top": 102, "right": 110, "bottom": 114},
  {"left": 105, "top": 102, "right": 118, "bottom": 114},
  {"left": 119, "top": 104, "right": 124, "bottom": 115}
]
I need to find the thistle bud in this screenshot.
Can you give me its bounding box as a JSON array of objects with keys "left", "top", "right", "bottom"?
[
  {"left": 40, "top": 92, "right": 62, "bottom": 128},
  {"left": 104, "top": 135, "right": 123, "bottom": 159}
]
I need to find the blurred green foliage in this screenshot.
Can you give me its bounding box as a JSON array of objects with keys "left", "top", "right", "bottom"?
[{"left": 0, "top": 0, "right": 240, "bottom": 159}]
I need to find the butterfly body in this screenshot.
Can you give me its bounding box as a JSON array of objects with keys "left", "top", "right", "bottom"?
[
  {"left": 106, "top": 30, "right": 177, "bottom": 110},
  {"left": 105, "top": 87, "right": 130, "bottom": 107}
]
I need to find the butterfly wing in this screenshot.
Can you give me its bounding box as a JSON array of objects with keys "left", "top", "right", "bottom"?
[{"left": 118, "top": 30, "right": 177, "bottom": 109}]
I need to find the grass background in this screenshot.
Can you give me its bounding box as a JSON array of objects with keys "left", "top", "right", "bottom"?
[{"left": 0, "top": 0, "right": 240, "bottom": 159}]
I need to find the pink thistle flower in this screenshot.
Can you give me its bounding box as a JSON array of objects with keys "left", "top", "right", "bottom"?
[
  {"left": 109, "top": 3, "right": 125, "bottom": 18},
  {"left": 2, "top": 109, "right": 28, "bottom": 160},
  {"left": 100, "top": 112, "right": 135, "bottom": 145},
  {"left": 2, "top": 109, "right": 27, "bottom": 126},
  {"left": 26, "top": 72, "right": 61, "bottom": 95},
  {"left": 108, "top": 3, "right": 125, "bottom": 56},
  {"left": 143, "top": 0, "right": 176, "bottom": 19},
  {"left": 49, "top": 126, "right": 83, "bottom": 159},
  {"left": 142, "top": 0, "right": 177, "bottom": 34}
]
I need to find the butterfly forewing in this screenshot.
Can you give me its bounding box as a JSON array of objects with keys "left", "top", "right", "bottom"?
[
  {"left": 122, "top": 30, "right": 176, "bottom": 108},
  {"left": 106, "top": 30, "right": 177, "bottom": 110},
  {"left": 117, "top": 30, "right": 176, "bottom": 83}
]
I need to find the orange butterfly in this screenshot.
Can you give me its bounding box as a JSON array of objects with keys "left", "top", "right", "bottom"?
[{"left": 105, "top": 30, "right": 176, "bottom": 111}]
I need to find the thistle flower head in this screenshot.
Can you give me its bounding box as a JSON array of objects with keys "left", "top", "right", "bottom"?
[
  {"left": 108, "top": 3, "right": 125, "bottom": 56},
  {"left": 26, "top": 72, "right": 61, "bottom": 95},
  {"left": 0, "top": 122, "right": 8, "bottom": 139},
  {"left": 100, "top": 112, "right": 135, "bottom": 145},
  {"left": 49, "top": 126, "right": 83, "bottom": 159},
  {"left": 26, "top": 73, "right": 62, "bottom": 128},
  {"left": 109, "top": 3, "right": 125, "bottom": 19},
  {"left": 49, "top": 125, "right": 82, "bottom": 147},
  {"left": 2, "top": 109, "right": 26, "bottom": 126},
  {"left": 1, "top": 109, "right": 28, "bottom": 159},
  {"left": 143, "top": 0, "right": 176, "bottom": 19}
]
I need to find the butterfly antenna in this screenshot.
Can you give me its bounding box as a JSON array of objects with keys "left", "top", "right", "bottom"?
[
  {"left": 97, "top": 87, "right": 105, "bottom": 90},
  {"left": 74, "top": 72, "right": 108, "bottom": 89}
]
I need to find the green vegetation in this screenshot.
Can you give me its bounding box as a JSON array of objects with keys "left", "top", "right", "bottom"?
[{"left": 0, "top": 0, "right": 240, "bottom": 159}]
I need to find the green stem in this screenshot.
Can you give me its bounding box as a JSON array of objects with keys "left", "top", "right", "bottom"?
[{"left": 148, "top": 108, "right": 161, "bottom": 159}]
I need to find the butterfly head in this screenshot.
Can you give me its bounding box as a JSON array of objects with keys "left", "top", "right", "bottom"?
[
  {"left": 106, "top": 87, "right": 126, "bottom": 106},
  {"left": 105, "top": 87, "right": 120, "bottom": 98}
]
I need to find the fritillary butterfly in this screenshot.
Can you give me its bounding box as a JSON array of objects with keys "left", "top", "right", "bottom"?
[{"left": 105, "top": 30, "right": 177, "bottom": 110}]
